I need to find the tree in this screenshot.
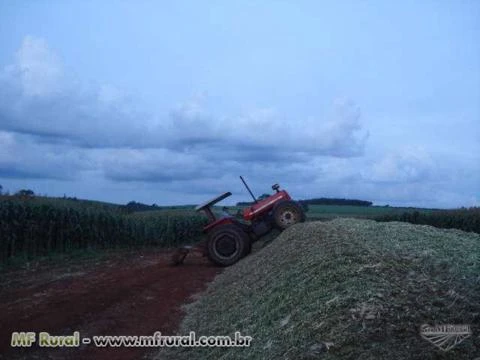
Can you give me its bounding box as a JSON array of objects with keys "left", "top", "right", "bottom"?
[{"left": 16, "top": 189, "right": 35, "bottom": 197}]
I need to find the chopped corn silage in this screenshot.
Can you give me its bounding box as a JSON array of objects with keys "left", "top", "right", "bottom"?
[{"left": 156, "top": 218, "right": 479, "bottom": 360}]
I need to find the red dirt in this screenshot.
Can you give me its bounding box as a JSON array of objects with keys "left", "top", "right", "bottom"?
[{"left": 0, "top": 250, "right": 221, "bottom": 360}]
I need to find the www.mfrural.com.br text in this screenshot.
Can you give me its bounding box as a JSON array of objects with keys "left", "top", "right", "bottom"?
[{"left": 11, "top": 331, "right": 252, "bottom": 348}]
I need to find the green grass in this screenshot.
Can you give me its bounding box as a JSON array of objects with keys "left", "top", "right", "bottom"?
[
  {"left": 305, "top": 205, "right": 436, "bottom": 220},
  {"left": 156, "top": 219, "right": 480, "bottom": 360},
  {"left": 230, "top": 204, "right": 438, "bottom": 221}
]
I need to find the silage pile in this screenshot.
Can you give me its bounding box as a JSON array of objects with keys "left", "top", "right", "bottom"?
[{"left": 157, "top": 219, "right": 479, "bottom": 360}]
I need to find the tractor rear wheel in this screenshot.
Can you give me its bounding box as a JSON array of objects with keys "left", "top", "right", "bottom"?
[
  {"left": 207, "top": 224, "right": 249, "bottom": 266},
  {"left": 273, "top": 201, "right": 305, "bottom": 230}
]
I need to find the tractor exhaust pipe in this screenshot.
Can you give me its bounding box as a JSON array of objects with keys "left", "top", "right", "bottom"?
[{"left": 240, "top": 176, "right": 258, "bottom": 203}]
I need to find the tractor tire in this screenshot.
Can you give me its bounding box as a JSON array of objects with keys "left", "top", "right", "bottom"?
[
  {"left": 273, "top": 201, "right": 305, "bottom": 230},
  {"left": 207, "top": 224, "right": 250, "bottom": 266}
]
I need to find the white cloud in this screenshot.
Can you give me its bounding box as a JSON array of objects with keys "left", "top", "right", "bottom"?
[
  {"left": 13, "top": 36, "right": 63, "bottom": 97},
  {"left": 0, "top": 36, "right": 476, "bottom": 208},
  {"left": 98, "top": 84, "right": 124, "bottom": 105},
  {"left": 168, "top": 95, "right": 368, "bottom": 157},
  {"left": 0, "top": 131, "right": 87, "bottom": 179},
  {"left": 0, "top": 36, "right": 369, "bottom": 160},
  {"left": 94, "top": 148, "right": 215, "bottom": 182},
  {"left": 364, "top": 146, "right": 435, "bottom": 183}
]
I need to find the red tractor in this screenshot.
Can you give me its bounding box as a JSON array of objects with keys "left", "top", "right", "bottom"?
[{"left": 172, "top": 176, "right": 305, "bottom": 266}]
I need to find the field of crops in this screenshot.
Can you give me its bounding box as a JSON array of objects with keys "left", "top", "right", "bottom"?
[
  {"left": 1, "top": 194, "right": 478, "bottom": 266},
  {"left": 305, "top": 204, "right": 436, "bottom": 220},
  {"left": 305, "top": 205, "right": 480, "bottom": 234},
  {"left": 375, "top": 207, "right": 480, "bottom": 234},
  {"left": 0, "top": 196, "right": 206, "bottom": 264}
]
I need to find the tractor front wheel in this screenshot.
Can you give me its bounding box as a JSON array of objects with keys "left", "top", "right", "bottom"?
[
  {"left": 207, "top": 224, "right": 249, "bottom": 266},
  {"left": 273, "top": 201, "right": 305, "bottom": 230}
]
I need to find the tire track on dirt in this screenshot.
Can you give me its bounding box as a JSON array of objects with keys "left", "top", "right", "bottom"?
[{"left": 0, "top": 251, "right": 220, "bottom": 360}]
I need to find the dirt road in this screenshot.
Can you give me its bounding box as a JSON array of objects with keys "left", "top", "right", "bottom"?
[{"left": 0, "top": 250, "right": 221, "bottom": 359}]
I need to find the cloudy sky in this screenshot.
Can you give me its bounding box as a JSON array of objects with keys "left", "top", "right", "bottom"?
[{"left": 0, "top": 1, "right": 478, "bottom": 208}]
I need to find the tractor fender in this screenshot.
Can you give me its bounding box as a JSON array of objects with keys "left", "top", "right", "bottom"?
[
  {"left": 272, "top": 199, "right": 301, "bottom": 212},
  {"left": 203, "top": 217, "right": 235, "bottom": 233}
]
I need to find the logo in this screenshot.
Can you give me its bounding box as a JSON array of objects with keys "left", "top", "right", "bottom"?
[{"left": 420, "top": 324, "right": 472, "bottom": 352}]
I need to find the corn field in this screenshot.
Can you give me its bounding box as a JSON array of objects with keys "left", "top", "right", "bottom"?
[
  {"left": 375, "top": 207, "right": 480, "bottom": 234},
  {"left": 0, "top": 198, "right": 207, "bottom": 263}
]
